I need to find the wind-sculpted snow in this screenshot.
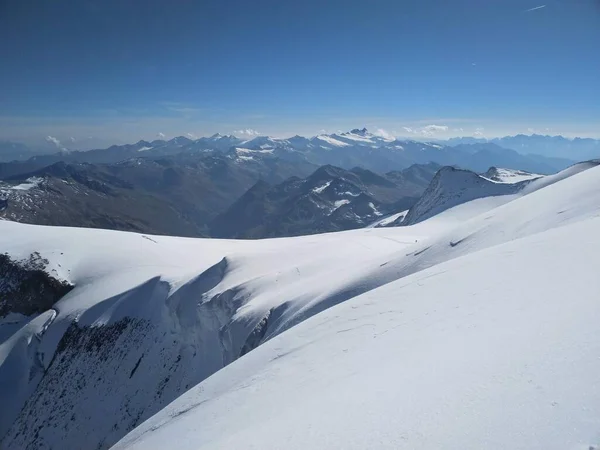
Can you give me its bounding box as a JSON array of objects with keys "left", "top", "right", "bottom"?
[
  {"left": 1, "top": 161, "right": 599, "bottom": 450},
  {"left": 113, "top": 216, "right": 600, "bottom": 450}
]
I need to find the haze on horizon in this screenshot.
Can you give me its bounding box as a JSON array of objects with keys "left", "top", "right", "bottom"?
[{"left": 0, "top": 0, "right": 598, "bottom": 148}]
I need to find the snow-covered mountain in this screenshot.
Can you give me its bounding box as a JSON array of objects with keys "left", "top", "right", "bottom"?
[
  {"left": 400, "top": 166, "right": 527, "bottom": 226},
  {"left": 0, "top": 155, "right": 316, "bottom": 236},
  {"left": 482, "top": 166, "right": 542, "bottom": 183},
  {"left": 1, "top": 160, "right": 599, "bottom": 449},
  {"left": 195, "top": 134, "right": 243, "bottom": 151},
  {"left": 400, "top": 161, "right": 597, "bottom": 226},
  {"left": 113, "top": 160, "right": 600, "bottom": 450},
  {"left": 209, "top": 163, "right": 439, "bottom": 238},
  {"left": 1, "top": 130, "right": 577, "bottom": 182}
]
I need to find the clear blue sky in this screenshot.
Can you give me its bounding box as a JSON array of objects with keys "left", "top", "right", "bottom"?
[{"left": 0, "top": 0, "right": 599, "bottom": 147}]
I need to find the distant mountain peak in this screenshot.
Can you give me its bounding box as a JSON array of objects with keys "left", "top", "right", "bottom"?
[
  {"left": 401, "top": 166, "right": 523, "bottom": 225},
  {"left": 349, "top": 128, "right": 369, "bottom": 136},
  {"left": 169, "top": 136, "right": 193, "bottom": 145},
  {"left": 209, "top": 133, "right": 237, "bottom": 140}
]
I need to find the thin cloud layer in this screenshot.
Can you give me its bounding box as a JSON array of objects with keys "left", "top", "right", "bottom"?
[
  {"left": 524, "top": 5, "right": 546, "bottom": 12},
  {"left": 374, "top": 128, "right": 395, "bottom": 140},
  {"left": 420, "top": 125, "right": 449, "bottom": 137},
  {"left": 235, "top": 129, "right": 261, "bottom": 137}
]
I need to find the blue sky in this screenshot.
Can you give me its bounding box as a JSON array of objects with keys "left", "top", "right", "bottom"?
[{"left": 0, "top": 0, "right": 599, "bottom": 147}]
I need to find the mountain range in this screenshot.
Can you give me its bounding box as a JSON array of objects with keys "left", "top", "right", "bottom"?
[
  {"left": 1, "top": 129, "right": 596, "bottom": 240},
  {"left": 0, "top": 153, "right": 316, "bottom": 236},
  {"left": 446, "top": 133, "right": 600, "bottom": 161},
  {"left": 0, "top": 152, "right": 441, "bottom": 238},
  {"left": 1, "top": 130, "right": 585, "bottom": 176},
  {"left": 210, "top": 163, "right": 440, "bottom": 238},
  {"left": 3, "top": 131, "right": 599, "bottom": 164},
  {"left": 1, "top": 159, "right": 599, "bottom": 450}
]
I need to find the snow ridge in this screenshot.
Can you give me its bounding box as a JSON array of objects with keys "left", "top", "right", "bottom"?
[{"left": 402, "top": 166, "right": 525, "bottom": 225}]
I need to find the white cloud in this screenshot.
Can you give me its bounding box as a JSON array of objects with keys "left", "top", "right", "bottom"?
[
  {"left": 374, "top": 128, "right": 395, "bottom": 140},
  {"left": 402, "top": 127, "right": 414, "bottom": 134},
  {"left": 45, "top": 135, "right": 61, "bottom": 147},
  {"left": 453, "top": 128, "right": 464, "bottom": 133},
  {"left": 69, "top": 136, "right": 76, "bottom": 142},
  {"left": 473, "top": 127, "right": 486, "bottom": 137},
  {"left": 45, "top": 135, "right": 68, "bottom": 152},
  {"left": 420, "top": 125, "right": 449, "bottom": 137},
  {"left": 235, "top": 129, "right": 261, "bottom": 137},
  {"left": 186, "top": 133, "right": 197, "bottom": 139},
  {"left": 524, "top": 5, "right": 546, "bottom": 12},
  {"left": 157, "top": 132, "right": 166, "bottom": 139}
]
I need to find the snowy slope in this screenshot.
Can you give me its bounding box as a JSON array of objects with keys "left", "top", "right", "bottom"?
[
  {"left": 400, "top": 166, "right": 525, "bottom": 225},
  {"left": 1, "top": 162, "right": 600, "bottom": 450},
  {"left": 482, "top": 166, "right": 542, "bottom": 183},
  {"left": 113, "top": 162, "right": 600, "bottom": 450},
  {"left": 401, "top": 162, "right": 598, "bottom": 225},
  {"left": 113, "top": 215, "right": 600, "bottom": 450},
  {"left": 0, "top": 222, "right": 427, "bottom": 449}
]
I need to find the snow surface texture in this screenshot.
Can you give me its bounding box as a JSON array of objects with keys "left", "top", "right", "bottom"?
[{"left": 1, "top": 161, "right": 599, "bottom": 450}]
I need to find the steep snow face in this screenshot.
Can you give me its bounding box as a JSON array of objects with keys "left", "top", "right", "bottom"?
[{"left": 2, "top": 162, "right": 600, "bottom": 450}]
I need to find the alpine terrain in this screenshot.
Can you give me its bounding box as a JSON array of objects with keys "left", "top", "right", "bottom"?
[{"left": 0, "top": 160, "right": 599, "bottom": 450}]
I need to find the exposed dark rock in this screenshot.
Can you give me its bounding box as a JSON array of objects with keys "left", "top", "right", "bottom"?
[
  {"left": 0, "top": 252, "right": 73, "bottom": 318},
  {"left": 240, "top": 310, "right": 272, "bottom": 356}
]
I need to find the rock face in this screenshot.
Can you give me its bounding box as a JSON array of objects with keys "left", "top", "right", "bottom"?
[{"left": 0, "top": 252, "right": 73, "bottom": 318}]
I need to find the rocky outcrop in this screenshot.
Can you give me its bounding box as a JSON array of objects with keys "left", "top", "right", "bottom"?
[{"left": 0, "top": 252, "right": 73, "bottom": 318}]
